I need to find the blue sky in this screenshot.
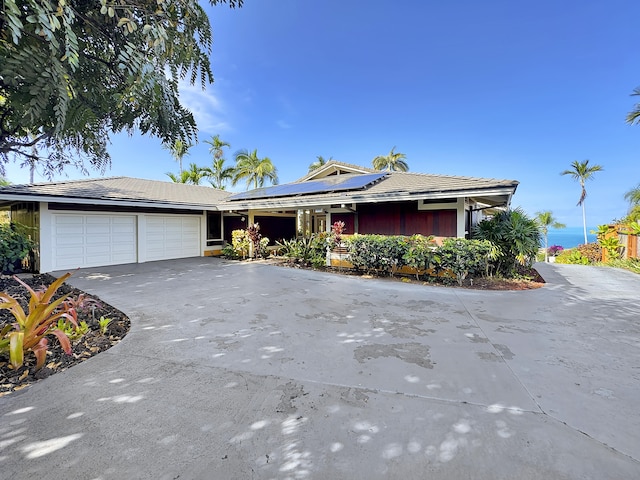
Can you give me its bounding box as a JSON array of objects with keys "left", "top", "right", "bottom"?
[{"left": 5, "top": 0, "right": 640, "bottom": 227}]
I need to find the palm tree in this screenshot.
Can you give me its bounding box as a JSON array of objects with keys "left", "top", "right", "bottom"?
[
  {"left": 535, "top": 211, "right": 566, "bottom": 262},
  {"left": 164, "top": 139, "right": 191, "bottom": 174},
  {"left": 166, "top": 163, "right": 206, "bottom": 185},
  {"left": 372, "top": 147, "right": 409, "bottom": 172},
  {"left": 308, "top": 155, "right": 332, "bottom": 172},
  {"left": 204, "top": 135, "right": 230, "bottom": 162},
  {"left": 624, "top": 184, "right": 640, "bottom": 206},
  {"left": 201, "top": 158, "right": 235, "bottom": 190},
  {"left": 626, "top": 87, "right": 640, "bottom": 125},
  {"left": 232, "top": 149, "right": 278, "bottom": 190},
  {"left": 561, "top": 159, "right": 603, "bottom": 244},
  {"left": 201, "top": 135, "right": 234, "bottom": 189}
]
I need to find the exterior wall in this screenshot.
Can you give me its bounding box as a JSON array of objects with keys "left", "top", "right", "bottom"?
[{"left": 356, "top": 202, "right": 457, "bottom": 237}]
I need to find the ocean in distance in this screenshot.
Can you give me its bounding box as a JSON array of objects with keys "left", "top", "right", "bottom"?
[{"left": 546, "top": 227, "right": 597, "bottom": 249}]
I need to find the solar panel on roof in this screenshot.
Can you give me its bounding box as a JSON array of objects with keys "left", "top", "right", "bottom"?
[{"left": 227, "top": 172, "right": 387, "bottom": 201}]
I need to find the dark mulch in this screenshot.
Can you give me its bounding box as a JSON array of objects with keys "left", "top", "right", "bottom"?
[
  {"left": 264, "top": 258, "right": 545, "bottom": 291},
  {"left": 0, "top": 274, "right": 130, "bottom": 397}
]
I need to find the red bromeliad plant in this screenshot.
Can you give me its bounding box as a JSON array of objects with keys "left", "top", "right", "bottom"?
[{"left": 0, "top": 272, "right": 77, "bottom": 370}]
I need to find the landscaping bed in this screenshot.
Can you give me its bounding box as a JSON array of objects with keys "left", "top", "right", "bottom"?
[{"left": 0, "top": 274, "right": 130, "bottom": 396}]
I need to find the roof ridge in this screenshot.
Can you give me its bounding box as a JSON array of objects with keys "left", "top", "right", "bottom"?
[{"left": 23, "top": 176, "right": 126, "bottom": 187}]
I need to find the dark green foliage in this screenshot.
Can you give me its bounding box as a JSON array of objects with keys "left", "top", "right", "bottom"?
[
  {"left": 276, "top": 234, "right": 327, "bottom": 268},
  {"left": 473, "top": 208, "right": 541, "bottom": 275},
  {"left": 347, "top": 235, "right": 409, "bottom": 275},
  {"left": 0, "top": 223, "right": 34, "bottom": 273},
  {"left": 0, "top": 0, "right": 242, "bottom": 176},
  {"left": 432, "top": 239, "right": 495, "bottom": 286}
]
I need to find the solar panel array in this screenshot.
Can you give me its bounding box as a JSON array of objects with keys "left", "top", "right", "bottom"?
[{"left": 227, "top": 172, "right": 387, "bottom": 201}]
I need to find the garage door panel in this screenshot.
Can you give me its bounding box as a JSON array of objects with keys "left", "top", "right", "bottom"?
[
  {"left": 52, "top": 214, "right": 137, "bottom": 270},
  {"left": 143, "top": 215, "right": 200, "bottom": 262}
]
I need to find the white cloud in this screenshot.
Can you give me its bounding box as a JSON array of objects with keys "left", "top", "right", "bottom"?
[{"left": 177, "top": 80, "right": 232, "bottom": 134}]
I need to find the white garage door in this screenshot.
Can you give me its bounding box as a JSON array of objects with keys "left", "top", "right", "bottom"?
[
  {"left": 144, "top": 215, "right": 200, "bottom": 262},
  {"left": 52, "top": 214, "right": 137, "bottom": 270}
]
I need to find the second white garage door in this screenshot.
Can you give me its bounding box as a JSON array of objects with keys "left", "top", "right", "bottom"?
[{"left": 144, "top": 215, "right": 201, "bottom": 262}]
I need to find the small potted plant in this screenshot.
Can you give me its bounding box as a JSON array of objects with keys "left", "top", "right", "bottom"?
[{"left": 547, "top": 245, "right": 563, "bottom": 262}]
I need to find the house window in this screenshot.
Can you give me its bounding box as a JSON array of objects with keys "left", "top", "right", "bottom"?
[{"left": 207, "top": 212, "right": 222, "bottom": 246}]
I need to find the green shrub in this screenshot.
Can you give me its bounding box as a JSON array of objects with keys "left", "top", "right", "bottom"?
[
  {"left": 346, "top": 234, "right": 409, "bottom": 275},
  {"left": 432, "top": 238, "right": 495, "bottom": 285},
  {"left": 0, "top": 223, "right": 34, "bottom": 273},
  {"left": 473, "top": 208, "right": 541, "bottom": 275},
  {"left": 555, "top": 249, "right": 589, "bottom": 265},
  {"left": 275, "top": 234, "right": 327, "bottom": 267},
  {"left": 606, "top": 258, "right": 640, "bottom": 274},
  {"left": 402, "top": 234, "right": 436, "bottom": 279}
]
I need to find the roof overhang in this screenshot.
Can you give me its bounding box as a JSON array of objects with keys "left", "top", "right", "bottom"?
[
  {"left": 0, "top": 193, "right": 219, "bottom": 211},
  {"left": 219, "top": 185, "right": 517, "bottom": 211}
]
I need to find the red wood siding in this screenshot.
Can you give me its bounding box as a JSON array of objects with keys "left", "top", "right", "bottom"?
[{"left": 357, "top": 203, "right": 457, "bottom": 237}]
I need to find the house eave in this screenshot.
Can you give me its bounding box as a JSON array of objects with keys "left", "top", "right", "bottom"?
[{"left": 0, "top": 193, "right": 220, "bottom": 211}]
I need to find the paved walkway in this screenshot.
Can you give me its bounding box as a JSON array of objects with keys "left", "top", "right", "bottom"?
[{"left": 1, "top": 259, "right": 639, "bottom": 479}]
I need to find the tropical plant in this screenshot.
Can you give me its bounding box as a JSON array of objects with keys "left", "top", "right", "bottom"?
[
  {"left": 308, "top": 155, "right": 332, "bottom": 172},
  {"left": 230, "top": 229, "right": 250, "bottom": 259},
  {"left": 624, "top": 184, "right": 640, "bottom": 206},
  {"left": 372, "top": 147, "right": 409, "bottom": 172},
  {"left": 166, "top": 163, "right": 206, "bottom": 185},
  {"left": 232, "top": 149, "right": 278, "bottom": 190},
  {"left": 0, "top": 177, "right": 10, "bottom": 186},
  {"left": 599, "top": 236, "right": 623, "bottom": 260},
  {"left": 0, "top": 272, "right": 77, "bottom": 370},
  {"left": 555, "top": 249, "right": 589, "bottom": 265},
  {"left": 547, "top": 245, "right": 564, "bottom": 257},
  {"left": 57, "top": 319, "right": 89, "bottom": 342},
  {"left": 627, "top": 87, "right": 640, "bottom": 126},
  {"left": 99, "top": 316, "right": 112, "bottom": 335},
  {"left": 0, "top": 0, "right": 243, "bottom": 178},
  {"left": 561, "top": 160, "right": 604, "bottom": 244},
  {"left": 473, "top": 208, "right": 541, "bottom": 275},
  {"left": 535, "top": 211, "right": 566, "bottom": 262},
  {"left": 0, "top": 223, "right": 35, "bottom": 273},
  {"left": 164, "top": 139, "right": 191, "bottom": 174},
  {"left": 202, "top": 135, "right": 234, "bottom": 189}
]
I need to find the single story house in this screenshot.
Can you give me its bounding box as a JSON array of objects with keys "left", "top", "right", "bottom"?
[
  {"left": 0, "top": 162, "right": 518, "bottom": 272},
  {"left": 0, "top": 177, "right": 230, "bottom": 272},
  {"left": 218, "top": 161, "right": 518, "bottom": 244}
]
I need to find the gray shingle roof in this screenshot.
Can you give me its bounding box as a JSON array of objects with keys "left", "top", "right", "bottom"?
[
  {"left": 0, "top": 177, "right": 230, "bottom": 209},
  {"left": 220, "top": 168, "right": 518, "bottom": 210}
]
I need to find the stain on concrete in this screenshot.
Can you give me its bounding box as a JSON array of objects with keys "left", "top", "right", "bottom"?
[
  {"left": 370, "top": 314, "right": 436, "bottom": 338},
  {"left": 465, "top": 333, "right": 489, "bottom": 343},
  {"left": 354, "top": 343, "right": 433, "bottom": 369},
  {"left": 339, "top": 387, "right": 373, "bottom": 407},
  {"left": 492, "top": 344, "right": 515, "bottom": 360},
  {"left": 476, "top": 352, "right": 502, "bottom": 362},
  {"left": 276, "top": 381, "right": 306, "bottom": 413}
]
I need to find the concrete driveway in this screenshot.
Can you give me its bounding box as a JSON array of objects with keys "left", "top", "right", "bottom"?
[{"left": 1, "top": 258, "right": 639, "bottom": 479}]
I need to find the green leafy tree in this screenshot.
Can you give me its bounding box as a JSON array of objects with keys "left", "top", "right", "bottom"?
[
  {"left": 372, "top": 147, "right": 409, "bottom": 172},
  {"left": 0, "top": 0, "right": 242, "bottom": 177},
  {"left": 232, "top": 149, "right": 278, "bottom": 190},
  {"left": 624, "top": 184, "right": 640, "bottom": 207},
  {"left": 308, "top": 155, "right": 332, "bottom": 172},
  {"left": 166, "top": 163, "right": 205, "bottom": 185},
  {"left": 535, "top": 211, "right": 566, "bottom": 262},
  {"left": 201, "top": 135, "right": 233, "bottom": 189},
  {"left": 0, "top": 177, "right": 10, "bottom": 186},
  {"left": 561, "top": 160, "right": 604, "bottom": 244}
]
